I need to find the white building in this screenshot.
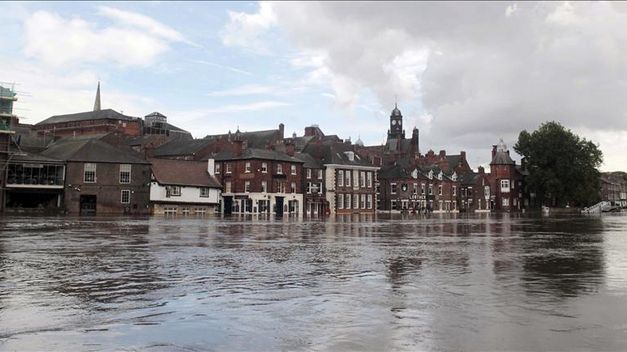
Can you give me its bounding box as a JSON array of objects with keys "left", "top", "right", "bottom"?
[{"left": 149, "top": 158, "right": 221, "bottom": 215}]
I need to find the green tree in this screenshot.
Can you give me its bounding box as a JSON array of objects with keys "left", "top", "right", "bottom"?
[{"left": 514, "top": 121, "right": 603, "bottom": 207}]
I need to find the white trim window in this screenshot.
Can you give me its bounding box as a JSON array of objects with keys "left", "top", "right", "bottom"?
[
  {"left": 215, "top": 163, "right": 221, "bottom": 174},
  {"left": 119, "top": 164, "right": 131, "bottom": 184},
  {"left": 438, "top": 185, "right": 443, "bottom": 196},
  {"left": 307, "top": 168, "right": 312, "bottom": 179},
  {"left": 166, "top": 186, "right": 181, "bottom": 197},
  {"left": 291, "top": 165, "right": 297, "bottom": 175},
  {"left": 261, "top": 162, "right": 268, "bottom": 173},
  {"left": 225, "top": 181, "right": 232, "bottom": 193},
  {"left": 360, "top": 171, "right": 366, "bottom": 188},
  {"left": 338, "top": 170, "right": 344, "bottom": 187},
  {"left": 225, "top": 163, "right": 232, "bottom": 174},
  {"left": 391, "top": 183, "right": 397, "bottom": 195},
  {"left": 453, "top": 186, "right": 457, "bottom": 197},
  {"left": 367, "top": 172, "right": 372, "bottom": 188},
  {"left": 277, "top": 164, "right": 283, "bottom": 175},
  {"left": 121, "top": 189, "right": 131, "bottom": 204},
  {"left": 245, "top": 162, "right": 251, "bottom": 173},
  {"left": 367, "top": 194, "right": 373, "bottom": 209},
  {"left": 244, "top": 181, "right": 251, "bottom": 193},
  {"left": 290, "top": 182, "right": 297, "bottom": 193},
  {"left": 200, "top": 187, "right": 210, "bottom": 198},
  {"left": 345, "top": 170, "right": 351, "bottom": 187},
  {"left": 345, "top": 194, "right": 352, "bottom": 209},
  {"left": 501, "top": 179, "right": 510, "bottom": 193},
  {"left": 84, "top": 163, "right": 96, "bottom": 183},
  {"left": 353, "top": 194, "right": 359, "bottom": 209},
  {"left": 338, "top": 194, "right": 344, "bottom": 209},
  {"left": 261, "top": 181, "right": 267, "bottom": 193},
  {"left": 317, "top": 169, "right": 323, "bottom": 180}
]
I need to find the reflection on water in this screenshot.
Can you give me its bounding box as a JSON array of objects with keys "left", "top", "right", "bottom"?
[{"left": 1, "top": 213, "right": 627, "bottom": 351}]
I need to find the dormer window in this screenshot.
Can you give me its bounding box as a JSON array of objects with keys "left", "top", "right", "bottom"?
[
  {"left": 428, "top": 170, "right": 433, "bottom": 179},
  {"left": 344, "top": 151, "right": 355, "bottom": 161},
  {"left": 452, "top": 172, "right": 457, "bottom": 181},
  {"left": 438, "top": 171, "right": 443, "bottom": 180}
]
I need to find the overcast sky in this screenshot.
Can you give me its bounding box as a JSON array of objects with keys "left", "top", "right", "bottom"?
[{"left": 1, "top": 1, "right": 626, "bottom": 171}]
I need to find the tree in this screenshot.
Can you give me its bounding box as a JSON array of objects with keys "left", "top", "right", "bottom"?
[{"left": 514, "top": 121, "right": 603, "bottom": 207}]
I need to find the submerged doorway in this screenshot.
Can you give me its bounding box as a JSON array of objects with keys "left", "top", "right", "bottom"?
[{"left": 79, "top": 195, "right": 97, "bottom": 215}]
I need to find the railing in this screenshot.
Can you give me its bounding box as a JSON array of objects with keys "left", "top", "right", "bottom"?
[{"left": 581, "top": 201, "right": 611, "bottom": 214}]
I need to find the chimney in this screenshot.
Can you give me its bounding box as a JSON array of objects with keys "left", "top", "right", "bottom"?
[
  {"left": 207, "top": 158, "right": 215, "bottom": 176},
  {"left": 492, "top": 145, "right": 497, "bottom": 159},
  {"left": 460, "top": 151, "right": 466, "bottom": 161},
  {"left": 439, "top": 150, "right": 446, "bottom": 158},
  {"left": 478, "top": 166, "right": 485, "bottom": 174},
  {"left": 285, "top": 139, "right": 295, "bottom": 156},
  {"left": 279, "top": 123, "right": 285, "bottom": 139},
  {"left": 234, "top": 140, "right": 243, "bottom": 157}
]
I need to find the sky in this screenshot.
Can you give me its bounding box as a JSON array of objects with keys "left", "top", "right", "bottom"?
[{"left": 1, "top": 1, "right": 626, "bottom": 171}]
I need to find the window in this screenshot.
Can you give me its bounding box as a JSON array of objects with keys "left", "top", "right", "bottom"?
[
  {"left": 225, "top": 181, "right": 232, "bottom": 193},
  {"left": 367, "top": 194, "right": 373, "bottom": 209},
  {"left": 291, "top": 165, "right": 297, "bottom": 175},
  {"left": 121, "top": 190, "right": 130, "bottom": 204},
  {"left": 290, "top": 182, "right": 297, "bottom": 193},
  {"left": 360, "top": 194, "right": 365, "bottom": 209},
  {"left": 453, "top": 186, "right": 457, "bottom": 197},
  {"left": 226, "top": 163, "right": 232, "bottom": 174},
  {"left": 413, "top": 183, "right": 418, "bottom": 195},
  {"left": 428, "top": 184, "right": 433, "bottom": 195},
  {"left": 119, "top": 164, "right": 131, "bottom": 184},
  {"left": 338, "top": 170, "right": 344, "bottom": 186},
  {"left": 261, "top": 181, "right": 267, "bottom": 193},
  {"left": 484, "top": 186, "right": 490, "bottom": 198},
  {"left": 84, "top": 163, "right": 96, "bottom": 183},
  {"left": 215, "top": 163, "right": 221, "bottom": 174},
  {"left": 277, "top": 164, "right": 283, "bottom": 174},
  {"left": 391, "top": 199, "right": 397, "bottom": 210},
  {"left": 367, "top": 172, "right": 372, "bottom": 188},
  {"left": 502, "top": 198, "right": 509, "bottom": 207},
  {"left": 501, "top": 179, "right": 510, "bottom": 193},
  {"left": 438, "top": 185, "right": 443, "bottom": 196},
  {"left": 318, "top": 169, "right": 323, "bottom": 179},
  {"left": 345, "top": 170, "right": 351, "bottom": 187},
  {"left": 261, "top": 162, "right": 268, "bottom": 173},
  {"left": 276, "top": 181, "right": 286, "bottom": 193},
  {"left": 338, "top": 194, "right": 344, "bottom": 209},
  {"left": 166, "top": 186, "right": 181, "bottom": 197},
  {"left": 245, "top": 162, "right": 251, "bottom": 173},
  {"left": 306, "top": 182, "right": 312, "bottom": 194},
  {"left": 353, "top": 171, "right": 359, "bottom": 188},
  {"left": 200, "top": 187, "right": 210, "bottom": 198},
  {"left": 353, "top": 194, "right": 359, "bottom": 209},
  {"left": 307, "top": 168, "right": 312, "bottom": 179},
  {"left": 346, "top": 194, "right": 352, "bottom": 209},
  {"left": 360, "top": 171, "right": 366, "bottom": 188},
  {"left": 421, "top": 183, "right": 426, "bottom": 195},
  {"left": 244, "top": 181, "right": 251, "bottom": 193},
  {"left": 391, "top": 183, "right": 397, "bottom": 194}
]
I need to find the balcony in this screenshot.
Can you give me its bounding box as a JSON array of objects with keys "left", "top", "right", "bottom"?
[{"left": 6, "top": 164, "right": 65, "bottom": 189}]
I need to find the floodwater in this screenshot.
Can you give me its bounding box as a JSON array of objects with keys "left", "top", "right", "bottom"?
[{"left": 1, "top": 213, "right": 627, "bottom": 351}]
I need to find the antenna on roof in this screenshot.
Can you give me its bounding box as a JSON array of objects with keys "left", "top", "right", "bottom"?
[{"left": 394, "top": 94, "right": 397, "bottom": 109}]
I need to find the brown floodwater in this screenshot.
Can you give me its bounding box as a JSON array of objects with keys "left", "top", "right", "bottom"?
[{"left": 0, "top": 213, "right": 626, "bottom": 351}]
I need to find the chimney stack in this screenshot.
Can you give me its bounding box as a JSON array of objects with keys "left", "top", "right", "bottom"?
[
  {"left": 439, "top": 150, "right": 446, "bottom": 158},
  {"left": 279, "top": 123, "right": 285, "bottom": 139},
  {"left": 492, "top": 145, "right": 497, "bottom": 159},
  {"left": 285, "top": 138, "right": 295, "bottom": 156},
  {"left": 478, "top": 166, "right": 485, "bottom": 174},
  {"left": 207, "top": 158, "right": 215, "bottom": 176}
]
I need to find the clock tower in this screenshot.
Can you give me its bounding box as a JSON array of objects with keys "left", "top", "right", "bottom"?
[{"left": 388, "top": 103, "right": 405, "bottom": 139}]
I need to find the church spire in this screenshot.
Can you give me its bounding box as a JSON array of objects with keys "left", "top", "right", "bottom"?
[{"left": 93, "top": 81, "right": 101, "bottom": 111}]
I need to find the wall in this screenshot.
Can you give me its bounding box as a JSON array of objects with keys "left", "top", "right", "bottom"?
[
  {"left": 150, "top": 182, "right": 220, "bottom": 204},
  {"left": 64, "top": 161, "right": 151, "bottom": 214}
]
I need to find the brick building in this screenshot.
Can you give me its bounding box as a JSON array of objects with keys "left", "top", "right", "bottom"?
[
  {"left": 600, "top": 172, "right": 627, "bottom": 207},
  {"left": 41, "top": 137, "right": 151, "bottom": 215},
  {"left": 213, "top": 133, "right": 304, "bottom": 216},
  {"left": 487, "top": 139, "right": 525, "bottom": 211},
  {"left": 294, "top": 152, "right": 327, "bottom": 217},
  {"left": 303, "top": 142, "right": 378, "bottom": 215}
]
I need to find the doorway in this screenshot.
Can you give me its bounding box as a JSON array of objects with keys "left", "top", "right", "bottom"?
[{"left": 79, "top": 195, "right": 97, "bottom": 215}]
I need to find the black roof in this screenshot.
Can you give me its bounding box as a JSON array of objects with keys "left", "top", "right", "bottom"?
[
  {"left": 214, "top": 148, "right": 303, "bottom": 163},
  {"left": 153, "top": 138, "right": 212, "bottom": 157},
  {"left": 303, "top": 142, "right": 375, "bottom": 167},
  {"left": 37, "top": 109, "right": 138, "bottom": 125},
  {"left": 294, "top": 152, "right": 322, "bottom": 168},
  {"left": 41, "top": 137, "right": 150, "bottom": 164},
  {"left": 205, "top": 128, "right": 281, "bottom": 149},
  {"left": 491, "top": 151, "right": 515, "bottom": 165}
]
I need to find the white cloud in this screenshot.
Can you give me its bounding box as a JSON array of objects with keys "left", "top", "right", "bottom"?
[
  {"left": 220, "top": 1, "right": 277, "bottom": 54},
  {"left": 192, "top": 60, "right": 253, "bottom": 76},
  {"left": 221, "top": 2, "right": 627, "bottom": 170},
  {"left": 23, "top": 8, "right": 190, "bottom": 67}
]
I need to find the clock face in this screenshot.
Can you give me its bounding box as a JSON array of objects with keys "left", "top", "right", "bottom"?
[{"left": 392, "top": 120, "right": 397, "bottom": 125}]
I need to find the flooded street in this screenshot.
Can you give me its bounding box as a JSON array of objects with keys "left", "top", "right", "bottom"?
[{"left": 1, "top": 213, "right": 627, "bottom": 351}]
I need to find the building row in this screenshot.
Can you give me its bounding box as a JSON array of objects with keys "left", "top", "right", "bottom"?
[{"left": 1, "top": 83, "right": 541, "bottom": 216}]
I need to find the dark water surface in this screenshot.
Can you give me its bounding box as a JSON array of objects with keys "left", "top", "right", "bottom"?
[{"left": 1, "top": 213, "right": 627, "bottom": 351}]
